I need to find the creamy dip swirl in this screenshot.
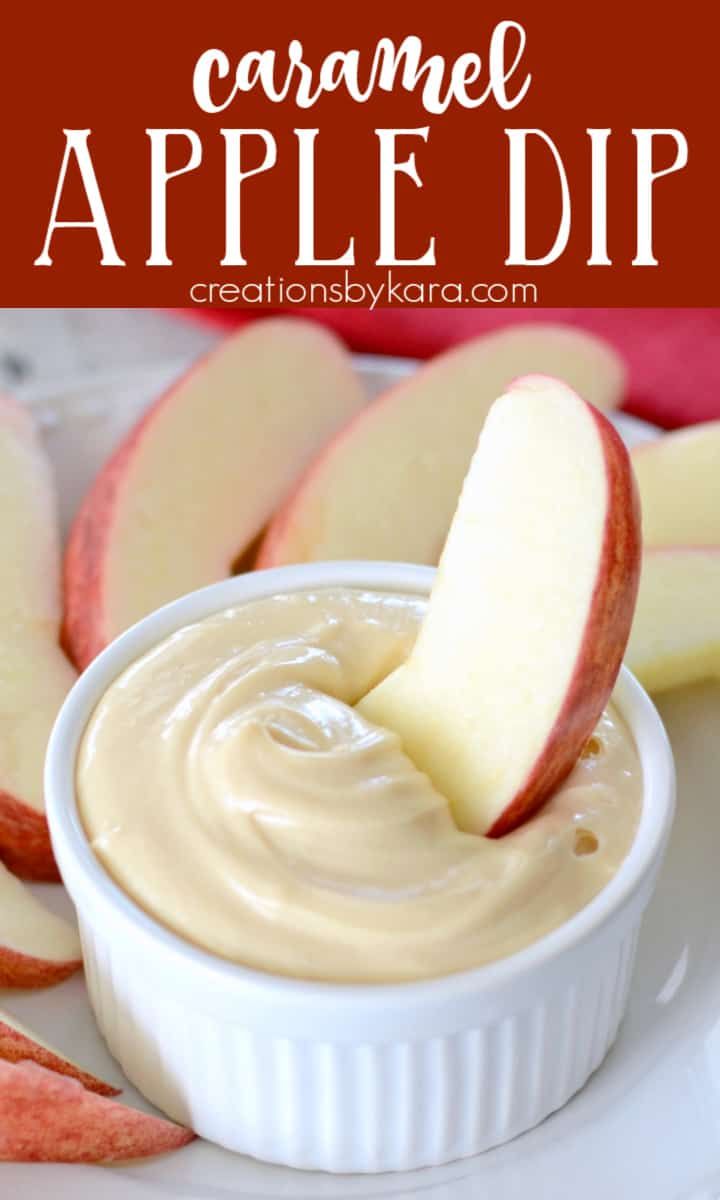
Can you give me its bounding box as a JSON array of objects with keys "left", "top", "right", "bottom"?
[{"left": 77, "top": 589, "right": 642, "bottom": 983}]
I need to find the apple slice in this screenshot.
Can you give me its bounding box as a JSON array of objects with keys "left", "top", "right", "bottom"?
[
  {"left": 626, "top": 547, "right": 720, "bottom": 693},
  {"left": 0, "top": 394, "right": 77, "bottom": 881},
  {"left": 62, "top": 318, "right": 366, "bottom": 669},
  {"left": 0, "top": 860, "right": 81, "bottom": 987},
  {"left": 631, "top": 421, "right": 720, "bottom": 546},
  {"left": 0, "top": 1060, "right": 193, "bottom": 1163},
  {"left": 258, "top": 324, "right": 626, "bottom": 568},
  {"left": 359, "top": 376, "right": 641, "bottom": 836},
  {"left": 0, "top": 1009, "right": 118, "bottom": 1096}
]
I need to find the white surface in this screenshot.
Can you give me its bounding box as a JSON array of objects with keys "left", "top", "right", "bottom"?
[
  {"left": 0, "top": 328, "right": 706, "bottom": 1196},
  {"left": 0, "top": 309, "right": 216, "bottom": 397},
  {"left": 45, "top": 562, "right": 673, "bottom": 1172}
]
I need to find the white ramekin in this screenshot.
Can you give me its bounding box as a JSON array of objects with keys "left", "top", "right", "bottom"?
[{"left": 46, "top": 562, "right": 675, "bottom": 1173}]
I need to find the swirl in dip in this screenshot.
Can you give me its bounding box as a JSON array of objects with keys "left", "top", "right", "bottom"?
[{"left": 77, "top": 589, "right": 642, "bottom": 983}]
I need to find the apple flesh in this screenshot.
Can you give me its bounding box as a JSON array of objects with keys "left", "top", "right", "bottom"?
[
  {"left": 62, "top": 318, "right": 366, "bottom": 669},
  {"left": 359, "top": 376, "right": 641, "bottom": 836},
  {"left": 0, "top": 1009, "right": 118, "bottom": 1096},
  {"left": 0, "top": 860, "right": 81, "bottom": 987},
  {"left": 0, "top": 1060, "right": 193, "bottom": 1163},
  {"left": 626, "top": 547, "right": 720, "bottom": 693},
  {"left": 0, "top": 394, "right": 77, "bottom": 881},
  {"left": 631, "top": 421, "right": 720, "bottom": 546},
  {"left": 258, "top": 324, "right": 626, "bottom": 568}
]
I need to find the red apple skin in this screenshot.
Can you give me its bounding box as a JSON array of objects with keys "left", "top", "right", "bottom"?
[
  {"left": 487, "top": 392, "right": 642, "bottom": 838},
  {"left": 255, "top": 486, "right": 303, "bottom": 569},
  {"left": 0, "top": 1060, "right": 194, "bottom": 1163},
  {"left": 0, "top": 1020, "right": 119, "bottom": 1097},
  {"left": 0, "top": 946, "right": 82, "bottom": 990},
  {"left": 0, "top": 793, "right": 59, "bottom": 882},
  {"left": 61, "top": 422, "right": 134, "bottom": 670},
  {"left": 61, "top": 360, "right": 201, "bottom": 669},
  {"left": 0, "top": 394, "right": 71, "bottom": 881},
  {"left": 62, "top": 323, "right": 363, "bottom": 670},
  {"left": 62, "top": 340, "right": 231, "bottom": 668}
]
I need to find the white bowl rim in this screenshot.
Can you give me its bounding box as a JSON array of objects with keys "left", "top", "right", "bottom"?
[{"left": 46, "top": 560, "right": 676, "bottom": 1010}]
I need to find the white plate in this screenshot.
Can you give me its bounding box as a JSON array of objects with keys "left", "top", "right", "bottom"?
[{"left": 2, "top": 349, "right": 712, "bottom": 1200}]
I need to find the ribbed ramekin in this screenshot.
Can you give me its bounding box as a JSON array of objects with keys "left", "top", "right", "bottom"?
[{"left": 46, "top": 562, "right": 675, "bottom": 1173}]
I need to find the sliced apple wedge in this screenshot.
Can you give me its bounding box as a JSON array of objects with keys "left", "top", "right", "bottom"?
[
  {"left": 359, "top": 376, "right": 641, "bottom": 836},
  {"left": 0, "top": 394, "right": 77, "bottom": 881},
  {"left": 0, "top": 1060, "right": 193, "bottom": 1163},
  {"left": 626, "top": 547, "right": 720, "bottom": 693},
  {"left": 0, "top": 861, "right": 81, "bottom": 987},
  {"left": 62, "top": 319, "right": 366, "bottom": 669},
  {"left": 0, "top": 1009, "right": 117, "bottom": 1096},
  {"left": 631, "top": 421, "right": 720, "bottom": 546},
  {"left": 258, "top": 324, "right": 626, "bottom": 568}
]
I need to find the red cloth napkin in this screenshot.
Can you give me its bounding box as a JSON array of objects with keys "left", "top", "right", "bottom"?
[{"left": 186, "top": 308, "right": 720, "bottom": 430}]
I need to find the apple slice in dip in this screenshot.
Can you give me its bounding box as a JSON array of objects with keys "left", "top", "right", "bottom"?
[{"left": 359, "top": 375, "right": 641, "bottom": 836}]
